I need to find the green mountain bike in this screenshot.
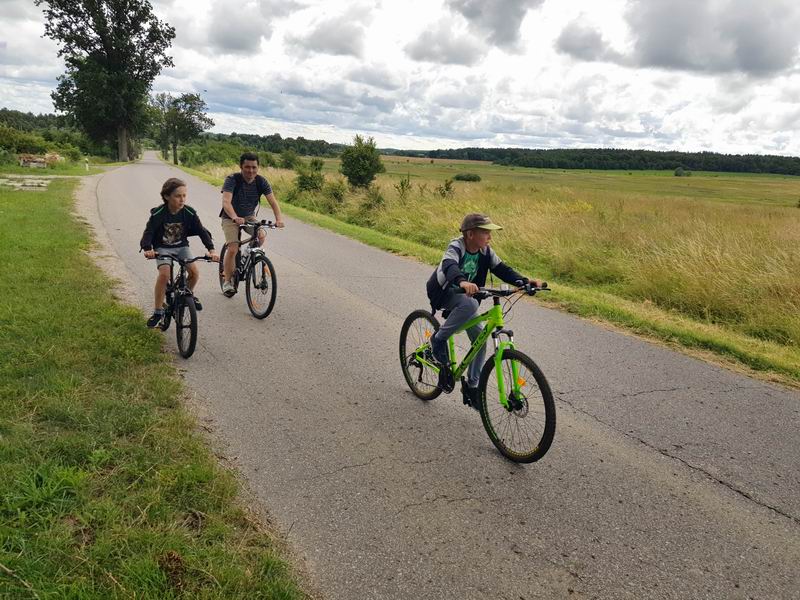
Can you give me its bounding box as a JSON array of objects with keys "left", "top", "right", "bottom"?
[{"left": 399, "top": 283, "right": 556, "bottom": 463}]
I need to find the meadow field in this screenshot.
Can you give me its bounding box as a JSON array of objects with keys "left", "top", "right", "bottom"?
[{"left": 191, "top": 156, "right": 800, "bottom": 383}]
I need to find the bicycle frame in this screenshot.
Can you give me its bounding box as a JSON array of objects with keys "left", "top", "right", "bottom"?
[{"left": 414, "top": 295, "right": 520, "bottom": 410}]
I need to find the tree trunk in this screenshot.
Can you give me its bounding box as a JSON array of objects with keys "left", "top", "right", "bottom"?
[
  {"left": 172, "top": 142, "right": 178, "bottom": 165},
  {"left": 117, "top": 126, "right": 129, "bottom": 162}
]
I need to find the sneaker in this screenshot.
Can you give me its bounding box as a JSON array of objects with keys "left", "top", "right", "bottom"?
[
  {"left": 462, "top": 385, "right": 481, "bottom": 411},
  {"left": 193, "top": 296, "right": 202, "bottom": 311},
  {"left": 146, "top": 311, "right": 163, "bottom": 328},
  {"left": 222, "top": 281, "right": 235, "bottom": 297}
]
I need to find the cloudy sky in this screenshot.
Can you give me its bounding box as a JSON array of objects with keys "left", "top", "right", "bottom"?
[{"left": 2, "top": 0, "right": 800, "bottom": 154}]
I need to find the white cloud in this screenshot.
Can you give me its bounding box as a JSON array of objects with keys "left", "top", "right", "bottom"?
[{"left": 1, "top": 0, "right": 800, "bottom": 155}]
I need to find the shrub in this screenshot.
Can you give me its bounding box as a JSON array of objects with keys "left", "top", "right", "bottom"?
[
  {"left": 435, "top": 178, "right": 455, "bottom": 198},
  {"left": 453, "top": 172, "right": 481, "bottom": 182},
  {"left": 280, "top": 149, "right": 300, "bottom": 170},
  {"left": 339, "top": 134, "right": 385, "bottom": 188},
  {"left": 323, "top": 180, "right": 347, "bottom": 205},
  {"left": 394, "top": 173, "right": 412, "bottom": 202},
  {"left": 295, "top": 167, "right": 324, "bottom": 192},
  {"left": 363, "top": 185, "right": 385, "bottom": 211},
  {"left": 674, "top": 166, "right": 692, "bottom": 177},
  {"left": 0, "top": 147, "right": 15, "bottom": 165},
  {"left": 308, "top": 157, "right": 324, "bottom": 172}
]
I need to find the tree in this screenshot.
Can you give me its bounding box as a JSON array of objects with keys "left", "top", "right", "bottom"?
[
  {"left": 339, "top": 134, "right": 385, "bottom": 188},
  {"left": 36, "top": 0, "right": 175, "bottom": 161},
  {"left": 149, "top": 93, "right": 213, "bottom": 164}
]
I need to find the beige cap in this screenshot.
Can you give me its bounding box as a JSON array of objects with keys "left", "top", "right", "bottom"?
[{"left": 460, "top": 213, "right": 503, "bottom": 232}]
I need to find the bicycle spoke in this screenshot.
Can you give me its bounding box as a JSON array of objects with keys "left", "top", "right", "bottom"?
[{"left": 480, "top": 349, "right": 555, "bottom": 462}]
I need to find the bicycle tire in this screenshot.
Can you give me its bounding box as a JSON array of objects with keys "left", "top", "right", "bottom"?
[
  {"left": 399, "top": 310, "right": 443, "bottom": 401},
  {"left": 245, "top": 254, "right": 277, "bottom": 319},
  {"left": 219, "top": 243, "right": 243, "bottom": 291},
  {"left": 175, "top": 295, "right": 198, "bottom": 358},
  {"left": 478, "top": 348, "right": 555, "bottom": 463}
]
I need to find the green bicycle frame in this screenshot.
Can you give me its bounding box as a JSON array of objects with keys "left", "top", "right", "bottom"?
[{"left": 415, "top": 296, "right": 520, "bottom": 410}]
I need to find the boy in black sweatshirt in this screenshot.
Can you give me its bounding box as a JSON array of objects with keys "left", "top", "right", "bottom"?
[{"left": 140, "top": 178, "right": 218, "bottom": 327}]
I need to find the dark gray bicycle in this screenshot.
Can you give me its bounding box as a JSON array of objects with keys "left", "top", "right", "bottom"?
[
  {"left": 150, "top": 254, "right": 214, "bottom": 358},
  {"left": 218, "top": 219, "right": 278, "bottom": 319}
]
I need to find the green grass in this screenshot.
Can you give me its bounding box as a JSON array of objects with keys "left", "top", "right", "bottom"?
[
  {"left": 180, "top": 158, "right": 800, "bottom": 386},
  {"left": 0, "top": 180, "right": 305, "bottom": 598},
  {"left": 0, "top": 163, "right": 105, "bottom": 176}
]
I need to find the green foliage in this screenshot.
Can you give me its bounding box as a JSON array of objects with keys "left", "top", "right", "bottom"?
[
  {"left": 339, "top": 134, "right": 385, "bottom": 188},
  {"left": 0, "top": 125, "right": 48, "bottom": 154},
  {"left": 179, "top": 141, "right": 247, "bottom": 167},
  {"left": 309, "top": 157, "right": 325, "bottom": 171},
  {"left": 280, "top": 149, "right": 301, "bottom": 170},
  {"left": 149, "top": 92, "right": 214, "bottom": 164},
  {"left": 323, "top": 179, "right": 347, "bottom": 204},
  {"left": 295, "top": 166, "right": 325, "bottom": 192},
  {"left": 419, "top": 146, "right": 800, "bottom": 176},
  {"left": 674, "top": 166, "right": 692, "bottom": 177},
  {"left": 435, "top": 178, "right": 455, "bottom": 198},
  {"left": 394, "top": 173, "right": 412, "bottom": 202},
  {"left": 453, "top": 172, "right": 481, "bottom": 182},
  {"left": 0, "top": 147, "right": 15, "bottom": 165},
  {"left": 36, "top": 0, "right": 176, "bottom": 159}
]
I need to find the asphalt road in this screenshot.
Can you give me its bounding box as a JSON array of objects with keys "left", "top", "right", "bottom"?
[{"left": 83, "top": 152, "right": 800, "bottom": 599}]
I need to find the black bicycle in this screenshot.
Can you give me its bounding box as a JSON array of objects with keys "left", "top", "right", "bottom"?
[
  {"left": 218, "top": 219, "right": 278, "bottom": 319},
  {"left": 151, "top": 254, "right": 214, "bottom": 358}
]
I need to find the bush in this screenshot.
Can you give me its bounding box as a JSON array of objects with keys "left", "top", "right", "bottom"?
[
  {"left": 179, "top": 141, "right": 247, "bottom": 167},
  {"left": 323, "top": 180, "right": 347, "bottom": 205},
  {"left": 394, "top": 173, "right": 412, "bottom": 202},
  {"left": 339, "top": 134, "right": 385, "bottom": 188},
  {"left": 435, "top": 178, "right": 455, "bottom": 198},
  {"left": 0, "top": 147, "right": 15, "bottom": 165},
  {"left": 295, "top": 167, "right": 324, "bottom": 192},
  {"left": 453, "top": 172, "right": 481, "bottom": 182},
  {"left": 280, "top": 149, "right": 301, "bottom": 170},
  {"left": 674, "top": 166, "right": 692, "bottom": 177},
  {"left": 308, "top": 157, "right": 324, "bottom": 172}
]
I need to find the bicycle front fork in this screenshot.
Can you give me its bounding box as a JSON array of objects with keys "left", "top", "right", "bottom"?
[{"left": 492, "top": 329, "right": 519, "bottom": 411}]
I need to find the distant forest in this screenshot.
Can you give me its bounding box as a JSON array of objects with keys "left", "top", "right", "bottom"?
[
  {"left": 4, "top": 107, "right": 799, "bottom": 175},
  {"left": 200, "top": 132, "right": 346, "bottom": 157},
  {"left": 388, "top": 147, "right": 800, "bottom": 176}
]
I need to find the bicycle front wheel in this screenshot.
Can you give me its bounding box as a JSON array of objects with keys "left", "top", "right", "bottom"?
[
  {"left": 479, "top": 349, "right": 555, "bottom": 463},
  {"left": 399, "top": 310, "right": 442, "bottom": 401},
  {"left": 175, "top": 295, "right": 198, "bottom": 358},
  {"left": 246, "top": 254, "right": 277, "bottom": 319}
]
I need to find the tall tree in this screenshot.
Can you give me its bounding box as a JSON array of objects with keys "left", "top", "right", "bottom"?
[
  {"left": 36, "top": 0, "right": 175, "bottom": 161},
  {"left": 149, "top": 92, "right": 214, "bottom": 164}
]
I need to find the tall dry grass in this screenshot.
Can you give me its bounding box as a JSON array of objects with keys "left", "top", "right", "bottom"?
[{"left": 195, "top": 159, "right": 800, "bottom": 348}]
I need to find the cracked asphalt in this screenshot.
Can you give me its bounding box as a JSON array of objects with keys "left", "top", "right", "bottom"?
[{"left": 81, "top": 153, "right": 800, "bottom": 599}]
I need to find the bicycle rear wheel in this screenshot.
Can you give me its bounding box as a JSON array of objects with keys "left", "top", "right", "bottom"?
[
  {"left": 175, "top": 295, "right": 198, "bottom": 358},
  {"left": 478, "top": 349, "right": 555, "bottom": 463},
  {"left": 218, "top": 244, "right": 241, "bottom": 292},
  {"left": 399, "top": 310, "right": 442, "bottom": 401},
  {"left": 246, "top": 254, "right": 277, "bottom": 319}
]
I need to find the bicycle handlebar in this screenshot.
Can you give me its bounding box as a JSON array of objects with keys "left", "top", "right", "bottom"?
[
  {"left": 456, "top": 282, "right": 550, "bottom": 299},
  {"left": 149, "top": 254, "right": 216, "bottom": 265},
  {"left": 237, "top": 219, "right": 279, "bottom": 230}
]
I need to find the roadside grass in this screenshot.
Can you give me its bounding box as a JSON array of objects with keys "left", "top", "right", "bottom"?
[
  {"left": 0, "top": 163, "right": 108, "bottom": 176},
  {"left": 181, "top": 159, "right": 800, "bottom": 386},
  {"left": 0, "top": 180, "right": 305, "bottom": 598}
]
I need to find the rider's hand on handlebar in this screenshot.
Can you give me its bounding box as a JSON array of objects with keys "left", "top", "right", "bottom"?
[
  {"left": 144, "top": 249, "right": 156, "bottom": 259},
  {"left": 275, "top": 218, "right": 285, "bottom": 228},
  {"left": 233, "top": 216, "right": 245, "bottom": 225},
  {"left": 459, "top": 281, "right": 479, "bottom": 296},
  {"left": 206, "top": 251, "right": 220, "bottom": 262}
]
